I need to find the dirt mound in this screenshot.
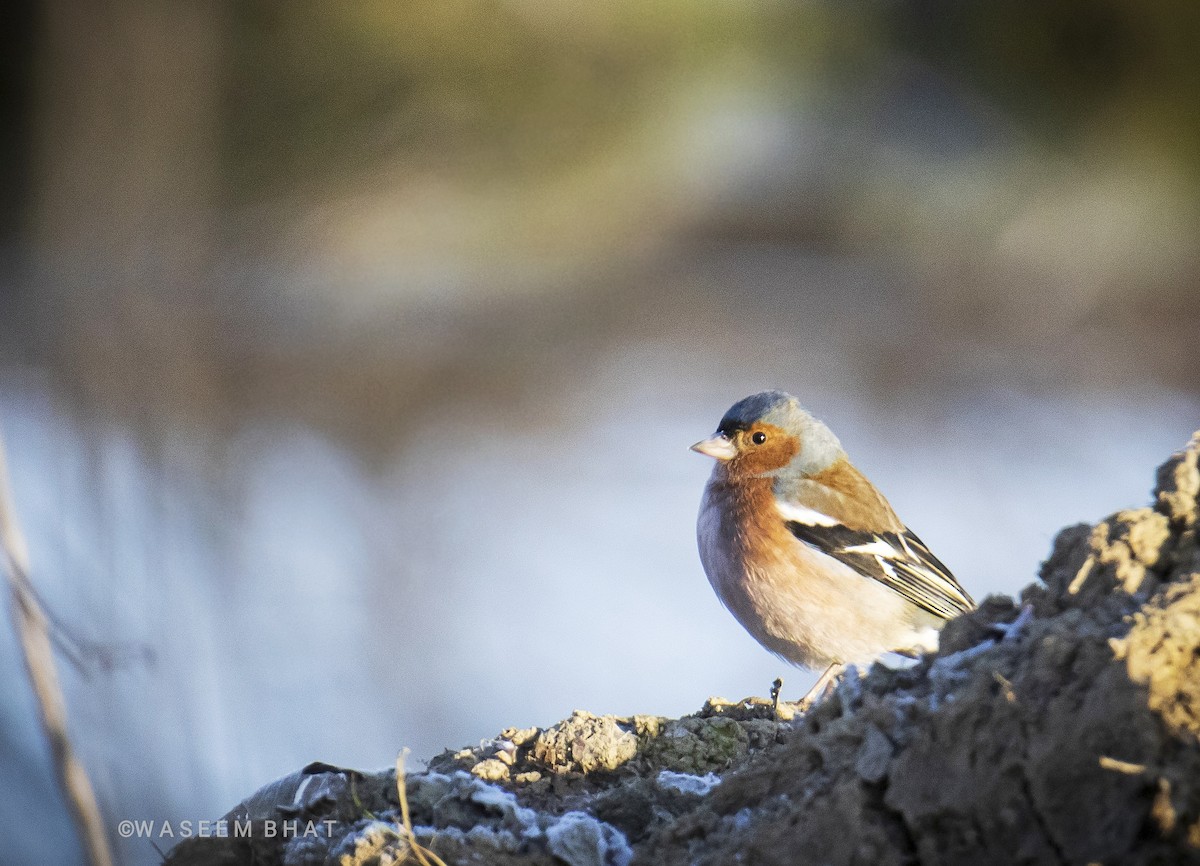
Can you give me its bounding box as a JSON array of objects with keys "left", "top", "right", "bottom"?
[{"left": 166, "top": 433, "right": 1200, "bottom": 866}]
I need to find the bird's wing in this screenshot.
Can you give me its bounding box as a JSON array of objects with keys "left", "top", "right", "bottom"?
[{"left": 778, "top": 502, "right": 974, "bottom": 621}]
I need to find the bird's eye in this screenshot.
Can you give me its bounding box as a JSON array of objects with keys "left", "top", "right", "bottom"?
[{"left": 751, "top": 431, "right": 767, "bottom": 445}]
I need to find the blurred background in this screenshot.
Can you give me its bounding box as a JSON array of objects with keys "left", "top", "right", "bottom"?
[{"left": 1, "top": 1, "right": 1199, "bottom": 862}]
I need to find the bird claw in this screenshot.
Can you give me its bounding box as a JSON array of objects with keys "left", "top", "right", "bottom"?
[{"left": 785, "top": 663, "right": 845, "bottom": 716}]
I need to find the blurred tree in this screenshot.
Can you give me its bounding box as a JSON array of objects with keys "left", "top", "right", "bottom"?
[{"left": 885, "top": 0, "right": 1200, "bottom": 177}]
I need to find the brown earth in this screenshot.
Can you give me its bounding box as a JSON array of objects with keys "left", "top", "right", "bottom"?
[{"left": 165, "top": 432, "right": 1200, "bottom": 866}]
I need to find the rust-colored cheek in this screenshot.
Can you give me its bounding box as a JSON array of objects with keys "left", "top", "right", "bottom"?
[{"left": 731, "top": 424, "right": 798, "bottom": 476}]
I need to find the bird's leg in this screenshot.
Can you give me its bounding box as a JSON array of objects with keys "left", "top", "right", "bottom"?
[{"left": 797, "top": 663, "right": 844, "bottom": 711}]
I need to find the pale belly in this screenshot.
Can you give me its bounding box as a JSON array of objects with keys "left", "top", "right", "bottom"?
[{"left": 697, "top": 495, "right": 939, "bottom": 669}]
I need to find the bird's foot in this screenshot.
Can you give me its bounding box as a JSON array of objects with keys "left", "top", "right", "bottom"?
[{"left": 784, "top": 663, "right": 846, "bottom": 716}]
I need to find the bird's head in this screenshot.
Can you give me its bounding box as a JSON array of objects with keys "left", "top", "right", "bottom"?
[{"left": 691, "top": 390, "right": 843, "bottom": 478}]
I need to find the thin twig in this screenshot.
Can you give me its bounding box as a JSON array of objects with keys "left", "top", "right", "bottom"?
[
  {"left": 0, "top": 434, "right": 114, "bottom": 866},
  {"left": 395, "top": 749, "right": 447, "bottom": 866}
]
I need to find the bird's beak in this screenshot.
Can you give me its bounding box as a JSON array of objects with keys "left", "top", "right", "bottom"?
[{"left": 690, "top": 434, "right": 737, "bottom": 461}]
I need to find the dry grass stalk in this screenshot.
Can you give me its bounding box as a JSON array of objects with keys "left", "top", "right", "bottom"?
[
  {"left": 394, "top": 749, "right": 448, "bottom": 866},
  {"left": 0, "top": 436, "right": 115, "bottom": 866}
]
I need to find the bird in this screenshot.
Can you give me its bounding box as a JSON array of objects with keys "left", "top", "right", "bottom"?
[{"left": 691, "top": 390, "right": 974, "bottom": 705}]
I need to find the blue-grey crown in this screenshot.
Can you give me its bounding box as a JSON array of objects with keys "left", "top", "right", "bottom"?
[
  {"left": 716, "top": 390, "right": 844, "bottom": 475},
  {"left": 717, "top": 390, "right": 796, "bottom": 433}
]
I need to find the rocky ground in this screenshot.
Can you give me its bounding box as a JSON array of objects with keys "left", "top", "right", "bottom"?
[{"left": 165, "top": 433, "right": 1200, "bottom": 866}]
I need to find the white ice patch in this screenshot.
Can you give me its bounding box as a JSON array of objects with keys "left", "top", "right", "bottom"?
[
  {"left": 926, "top": 639, "right": 999, "bottom": 711},
  {"left": 453, "top": 771, "right": 542, "bottom": 838},
  {"left": 545, "top": 811, "right": 633, "bottom": 866},
  {"left": 932, "top": 638, "right": 996, "bottom": 672},
  {"left": 467, "top": 825, "right": 520, "bottom": 850},
  {"left": 656, "top": 770, "right": 722, "bottom": 796}
]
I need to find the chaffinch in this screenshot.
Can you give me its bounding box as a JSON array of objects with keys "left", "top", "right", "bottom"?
[{"left": 691, "top": 390, "right": 974, "bottom": 702}]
